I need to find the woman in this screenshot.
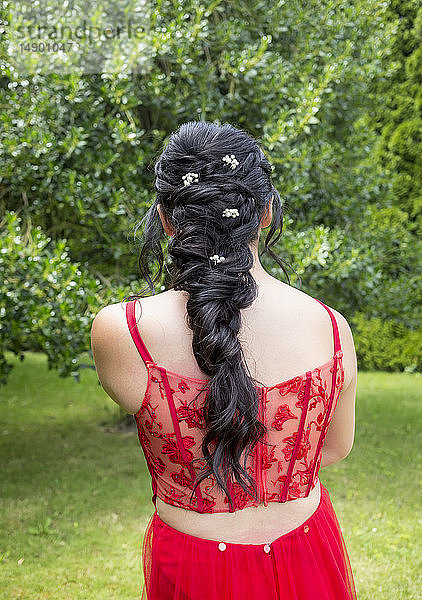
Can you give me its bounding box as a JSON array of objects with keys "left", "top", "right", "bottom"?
[{"left": 91, "top": 121, "right": 358, "bottom": 599}]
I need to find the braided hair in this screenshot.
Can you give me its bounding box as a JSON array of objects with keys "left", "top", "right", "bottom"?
[{"left": 124, "top": 120, "right": 296, "bottom": 509}]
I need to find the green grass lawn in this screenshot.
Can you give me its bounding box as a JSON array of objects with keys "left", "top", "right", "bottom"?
[{"left": 0, "top": 352, "right": 420, "bottom": 599}]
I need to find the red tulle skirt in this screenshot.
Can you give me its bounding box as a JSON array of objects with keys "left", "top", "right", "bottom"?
[{"left": 140, "top": 482, "right": 357, "bottom": 599}]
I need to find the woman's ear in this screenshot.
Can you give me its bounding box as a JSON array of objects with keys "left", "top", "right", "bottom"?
[
  {"left": 260, "top": 195, "right": 273, "bottom": 228},
  {"left": 157, "top": 204, "right": 175, "bottom": 236}
]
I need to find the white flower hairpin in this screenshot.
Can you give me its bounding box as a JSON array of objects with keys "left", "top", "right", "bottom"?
[
  {"left": 182, "top": 172, "right": 199, "bottom": 186},
  {"left": 222, "top": 154, "right": 239, "bottom": 170},
  {"left": 222, "top": 207, "right": 239, "bottom": 218},
  {"left": 209, "top": 254, "right": 226, "bottom": 264}
]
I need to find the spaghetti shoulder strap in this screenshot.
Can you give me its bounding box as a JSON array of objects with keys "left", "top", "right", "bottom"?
[
  {"left": 313, "top": 298, "right": 342, "bottom": 356},
  {"left": 125, "top": 299, "right": 154, "bottom": 365}
]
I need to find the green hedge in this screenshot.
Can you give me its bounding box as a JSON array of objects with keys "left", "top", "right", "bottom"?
[
  {"left": 0, "top": 0, "right": 421, "bottom": 384},
  {"left": 351, "top": 312, "right": 421, "bottom": 373},
  {"left": 0, "top": 212, "right": 110, "bottom": 384}
]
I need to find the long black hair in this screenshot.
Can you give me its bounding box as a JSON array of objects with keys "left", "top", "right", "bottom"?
[{"left": 123, "top": 120, "right": 299, "bottom": 510}]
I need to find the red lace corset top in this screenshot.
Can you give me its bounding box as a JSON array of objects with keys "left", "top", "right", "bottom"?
[{"left": 126, "top": 297, "right": 344, "bottom": 514}]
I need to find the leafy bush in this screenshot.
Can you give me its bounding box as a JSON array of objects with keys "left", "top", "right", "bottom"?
[
  {"left": 0, "top": 212, "right": 109, "bottom": 384},
  {"left": 351, "top": 312, "right": 421, "bottom": 373},
  {"left": 0, "top": 0, "right": 420, "bottom": 383},
  {"left": 1, "top": 0, "right": 395, "bottom": 287},
  {"left": 366, "top": 3, "right": 422, "bottom": 231}
]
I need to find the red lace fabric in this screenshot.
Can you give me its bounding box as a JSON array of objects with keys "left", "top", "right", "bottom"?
[{"left": 126, "top": 297, "right": 344, "bottom": 514}]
